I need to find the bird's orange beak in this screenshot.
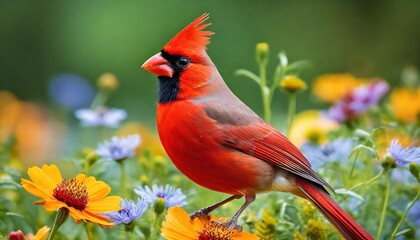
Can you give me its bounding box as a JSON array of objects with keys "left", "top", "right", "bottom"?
[{"left": 141, "top": 53, "right": 174, "bottom": 78}]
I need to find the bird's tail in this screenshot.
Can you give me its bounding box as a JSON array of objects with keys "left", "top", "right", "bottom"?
[{"left": 296, "top": 178, "right": 373, "bottom": 240}]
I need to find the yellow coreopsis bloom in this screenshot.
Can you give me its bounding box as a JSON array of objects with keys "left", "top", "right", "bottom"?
[
  {"left": 389, "top": 87, "right": 420, "bottom": 123},
  {"left": 161, "top": 206, "right": 259, "bottom": 240},
  {"left": 289, "top": 110, "right": 339, "bottom": 147},
  {"left": 21, "top": 164, "right": 122, "bottom": 227},
  {"left": 312, "top": 73, "right": 365, "bottom": 103},
  {"left": 280, "top": 75, "right": 307, "bottom": 93}
]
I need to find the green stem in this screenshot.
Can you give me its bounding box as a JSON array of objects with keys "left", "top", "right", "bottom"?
[
  {"left": 84, "top": 223, "right": 94, "bottom": 240},
  {"left": 390, "top": 189, "right": 420, "bottom": 240},
  {"left": 259, "top": 64, "right": 271, "bottom": 123},
  {"left": 84, "top": 158, "right": 90, "bottom": 176},
  {"left": 129, "top": 230, "right": 136, "bottom": 240},
  {"left": 48, "top": 208, "right": 69, "bottom": 240},
  {"left": 376, "top": 173, "right": 391, "bottom": 240},
  {"left": 286, "top": 92, "right": 296, "bottom": 137},
  {"left": 349, "top": 169, "right": 385, "bottom": 191},
  {"left": 120, "top": 161, "right": 127, "bottom": 198},
  {"left": 151, "top": 213, "right": 162, "bottom": 240},
  {"left": 90, "top": 90, "right": 108, "bottom": 109}
]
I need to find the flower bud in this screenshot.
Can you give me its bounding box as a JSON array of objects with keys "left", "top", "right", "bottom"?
[
  {"left": 154, "top": 198, "right": 166, "bottom": 215},
  {"left": 256, "top": 42, "right": 269, "bottom": 66},
  {"left": 83, "top": 148, "right": 99, "bottom": 165},
  {"left": 98, "top": 73, "right": 118, "bottom": 91},
  {"left": 8, "top": 230, "right": 25, "bottom": 240},
  {"left": 381, "top": 154, "right": 397, "bottom": 169},
  {"left": 409, "top": 162, "right": 420, "bottom": 182},
  {"left": 280, "top": 75, "right": 307, "bottom": 93},
  {"left": 139, "top": 175, "right": 149, "bottom": 185}
]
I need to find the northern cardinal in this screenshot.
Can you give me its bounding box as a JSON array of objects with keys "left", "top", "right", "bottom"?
[{"left": 142, "top": 14, "right": 372, "bottom": 239}]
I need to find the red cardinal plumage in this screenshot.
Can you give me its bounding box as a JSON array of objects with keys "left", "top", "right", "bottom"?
[{"left": 142, "top": 14, "right": 372, "bottom": 240}]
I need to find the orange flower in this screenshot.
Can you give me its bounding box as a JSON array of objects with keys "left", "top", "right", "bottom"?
[
  {"left": 0, "top": 91, "right": 63, "bottom": 165},
  {"left": 389, "top": 87, "right": 420, "bottom": 123},
  {"left": 312, "top": 73, "right": 365, "bottom": 103},
  {"left": 21, "top": 164, "right": 121, "bottom": 227},
  {"left": 161, "top": 206, "right": 259, "bottom": 240}
]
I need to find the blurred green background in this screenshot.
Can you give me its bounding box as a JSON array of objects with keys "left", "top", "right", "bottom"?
[{"left": 1, "top": 0, "right": 420, "bottom": 125}]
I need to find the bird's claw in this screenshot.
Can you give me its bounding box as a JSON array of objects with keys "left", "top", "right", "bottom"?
[{"left": 214, "top": 220, "right": 243, "bottom": 232}]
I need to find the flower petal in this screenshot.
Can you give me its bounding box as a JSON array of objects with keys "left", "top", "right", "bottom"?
[
  {"left": 21, "top": 179, "right": 53, "bottom": 200},
  {"left": 27, "top": 166, "right": 57, "bottom": 191},
  {"left": 161, "top": 206, "right": 198, "bottom": 240},
  {"left": 86, "top": 196, "right": 122, "bottom": 212},
  {"left": 41, "top": 164, "right": 62, "bottom": 184}
]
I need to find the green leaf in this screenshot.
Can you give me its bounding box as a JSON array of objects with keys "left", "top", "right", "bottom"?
[
  {"left": 351, "top": 144, "right": 377, "bottom": 156},
  {"left": 0, "top": 178, "right": 21, "bottom": 190},
  {"left": 395, "top": 228, "right": 412, "bottom": 237},
  {"left": 235, "top": 69, "right": 261, "bottom": 85},
  {"left": 284, "top": 60, "right": 311, "bottom": 73},
  {"left": 335, "top": 188, "right": 364, "bottom": 202}
]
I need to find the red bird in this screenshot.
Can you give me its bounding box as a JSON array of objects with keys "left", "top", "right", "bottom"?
[{"left": 142, "top": 14, "right": 372, "bottom": 239}]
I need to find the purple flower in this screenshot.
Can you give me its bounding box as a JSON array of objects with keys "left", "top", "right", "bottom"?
[
  {"left": 134, "top": 184, "right": 186, "bottom": 208},
  {"left": 75, "top": 106, "right": 127, "bottom": 128},
  {"left": 48, "top": 73, "right": 95, "bottom": 110},
  {"left": 96, "top": 135, "right": 141, "bottom": 161},
  {"left": 104, "top": 198, "right": 148, "bottom": 225},
  {"left": 386, "top": 140, "right": 420, "bottom": 167},
  {"left": 325, "top": 80, "right": 389, "bottom": 122},
  {"left": 301, "top": 138, "right": 354, "bottom": 169}
]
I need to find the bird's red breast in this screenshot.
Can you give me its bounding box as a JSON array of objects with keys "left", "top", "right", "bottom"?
[{"left": 142, "top": 14, "right": 373, "bottom": 240}]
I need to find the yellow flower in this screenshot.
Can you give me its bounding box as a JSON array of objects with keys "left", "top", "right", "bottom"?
[
  {"left": 256, "top": 42, "right": 269, "bottom": 66},
  {"left": 280, "top": 75, "right": 307, "bottom": 93},
  {"left": 29, "top": 226, "right": 50, "bottom": 240},
  {"left": 304, "top": 219, "right": 328, "bottom": 240},
  {"left": 289, "top": 110, "right": 339, "bottom": 147},
  {"left": 21, "top": 164, "right": 122, "bottom": 227},
  {"left": 161, "top": 206, "right": 259, "bottom": 240},
  {"left": 390, "top": 87, "right": 420, "bottom": 123},
  {"left": 312, "top": 73, "right": 365, "bottom": 103},
  {"left": 254, "top": 208, "right": 276, "bottom": 240},
  {"left": 97, "top": 72, "right": 119, "bottom": 91}
]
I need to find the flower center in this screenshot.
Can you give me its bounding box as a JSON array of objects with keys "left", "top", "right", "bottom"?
[
  {"left": 199, "top": 222, "right": 233, "bottom": 240},
  {"left": 53, "top": 178, "right": 89, "bottom": 210}
]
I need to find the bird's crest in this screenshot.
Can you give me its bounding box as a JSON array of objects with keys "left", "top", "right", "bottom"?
[{"left": 163, "top": 13, "right": 214, "bottom": 56}]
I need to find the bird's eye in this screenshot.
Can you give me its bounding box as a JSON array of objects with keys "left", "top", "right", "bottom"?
[{"left": 176, "top": 57, "right": 190, "bottom": 68}]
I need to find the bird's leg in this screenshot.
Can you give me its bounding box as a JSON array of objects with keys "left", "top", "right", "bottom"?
[
  {"left": 218, "top": 194, "right": 256, "bottom": 231},
  {"left": 190, "top": 194, "right": 242, "bottom": 220}
]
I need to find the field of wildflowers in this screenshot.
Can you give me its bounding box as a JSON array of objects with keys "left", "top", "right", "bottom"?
[{"left": 1, "top": 42, "right": 420, "bottom": 240}]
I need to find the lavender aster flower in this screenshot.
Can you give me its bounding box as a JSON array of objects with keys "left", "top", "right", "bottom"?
[
  {"left": 386, "top": 140, "right": 420, "bottom": 167},
  {"left": 325, "top": 80, "right": 389, "bottom": 122},
  {"left": 301, "top": 138, "right": 354, "bottom": 169},
  {"left": 104, "top": 198, "right": 148, "bottom": 225},
  {"left": 134, "top": 184, "right": 186, "bottom": 208},
  {"left": 75, "top": 106, "right": 127, "bottom": 128},
  {"left": 96, "top": 135, "right": 141, "bottom": 161}
]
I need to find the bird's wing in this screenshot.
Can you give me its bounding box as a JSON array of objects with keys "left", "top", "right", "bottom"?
[{"left": 202, "top": 101, "right": 333, "bottom": 191}]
